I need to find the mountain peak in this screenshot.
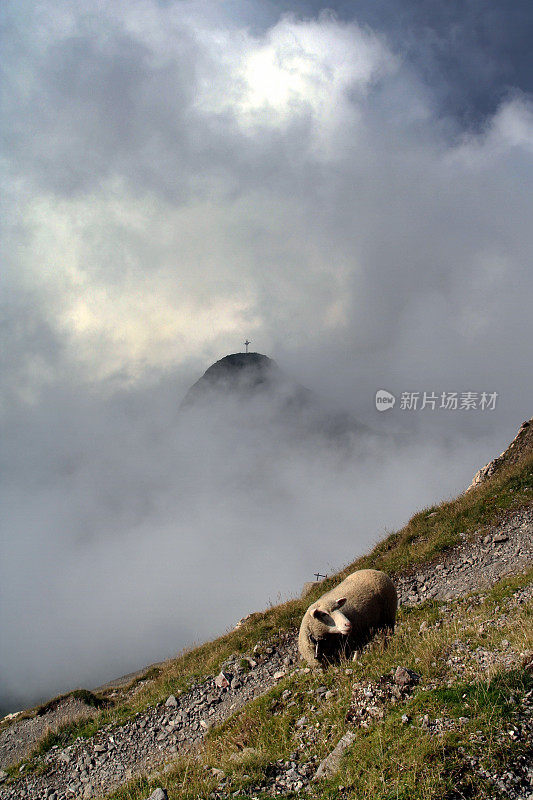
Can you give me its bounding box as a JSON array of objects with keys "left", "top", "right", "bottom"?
[
  {"left": 180, "top": 352, "right": 284, "bottom": 407},
  {"left": 180, "top": 352, "right": 365, "bottom": 444},
  {"left": 203, "top": 352, "right": 276, "bottom": 376}
]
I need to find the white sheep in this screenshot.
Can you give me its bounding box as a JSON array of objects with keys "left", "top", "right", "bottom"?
[{"left": 298, "top": 569, "right": 398, "bottom": 667}]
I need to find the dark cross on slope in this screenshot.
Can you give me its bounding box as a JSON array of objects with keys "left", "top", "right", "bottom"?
[
  {"left": 314, "top": 572, "right": 327, "bottom": 581},
  {"left": 244, "top": 339, "right": 251, "bottom": 353}
]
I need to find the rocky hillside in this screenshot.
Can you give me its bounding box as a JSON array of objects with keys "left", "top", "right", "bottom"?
[
  {"left": 468, "top": 418, "right": 533, "bottom": 491},
  {"left": 1, "top": 426, "right": 532, "bottom": 800}
]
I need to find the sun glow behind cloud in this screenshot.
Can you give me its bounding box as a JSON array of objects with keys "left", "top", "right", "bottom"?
[{"left": 195, "top": 14, "right": 393, "bottom": 140}]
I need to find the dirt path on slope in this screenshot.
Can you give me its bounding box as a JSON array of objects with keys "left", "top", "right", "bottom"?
[
  {"left": 395, "top": 505, "right": 533, "bottom": 605},
  {"left": 1, "top": 505, "right": 531, "bottom": 800}
]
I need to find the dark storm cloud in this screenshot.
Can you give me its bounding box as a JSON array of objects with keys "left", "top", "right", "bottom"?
[{"left": 266, "top": 0, "right": 533, "bottom": 124}]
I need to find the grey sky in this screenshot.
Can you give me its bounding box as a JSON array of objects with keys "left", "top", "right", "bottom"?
[{"left": 1, "top": 0, "right": 532, "bottom": 711}]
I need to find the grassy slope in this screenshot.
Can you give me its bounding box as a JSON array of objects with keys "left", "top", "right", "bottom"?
[
  {"left": 10, "top": 453, "right": 533, "bottom": 785},
  {"left": 110, "top": 452, "right": 533, "bottom": 715},
  {"left": 109, "top": 568, "right": 533, "bottom": 800}
]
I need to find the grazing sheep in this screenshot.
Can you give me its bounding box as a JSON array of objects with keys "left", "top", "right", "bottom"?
[{"left": 298, "top": 569, "right": 397, "bottom": 667}]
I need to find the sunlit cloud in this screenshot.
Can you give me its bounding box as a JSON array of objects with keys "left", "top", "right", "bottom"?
[{"left": 195, "top": 13, "right": 393, "bottom": 142}]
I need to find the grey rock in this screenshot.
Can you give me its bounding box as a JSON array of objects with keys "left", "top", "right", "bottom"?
[
  {"left": 493, "top": 534, "right": 509, "bottom": 543},
  {"left": 314, "top": 731, "right": 356, "bottom": 779},
  {"left": 146, "top": 790, "right": 168, "bottom": 800},
  {"left": 394, "top": 666, "right": 421, "bottom": 687},
  {"left": 214, "top": 671, "right": 230, "bottom": 689},
  {"left": 286, "top": 767, "right": 298, "bottom": 779},
  {"left": 165, "top": 695, "right": 178, "bottom": 708}
]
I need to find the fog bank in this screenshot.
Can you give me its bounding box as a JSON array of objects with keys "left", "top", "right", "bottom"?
[{"left": 0, "top": 374, "right": 502, "bottom": 712}]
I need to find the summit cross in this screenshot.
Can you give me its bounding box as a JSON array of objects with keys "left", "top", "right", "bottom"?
[{"left": 244, "top": 339, "right": 251, "bottom": 353}]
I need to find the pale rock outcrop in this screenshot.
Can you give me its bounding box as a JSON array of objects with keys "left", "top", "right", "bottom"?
[{"left": 467, "top": 418, "right": 532, "bottom": 491}]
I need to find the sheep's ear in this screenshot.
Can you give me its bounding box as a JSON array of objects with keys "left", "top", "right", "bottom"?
[
  {"left": 332, "top": 597, "right": 347, "bottom": 610},
  {"left": 312, "top": 608, "right": 328, "bottom": 621}
]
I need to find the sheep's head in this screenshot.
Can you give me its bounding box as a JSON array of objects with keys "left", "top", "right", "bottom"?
[{"left": 308, "top": 597, "right": 352, "bottom": 640}]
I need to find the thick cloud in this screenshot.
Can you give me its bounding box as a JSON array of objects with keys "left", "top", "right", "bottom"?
[
  {"left": 0, "top": 374, "right": 501, "bottom": 711},
  {"left": 2, "top": 2, "right": 532, "bottom": 392},
  {"left": 266, "top": 0, "right": 533, "bottom": 122},
  {"left": 1, "top": 0, "right": 532, "bottom": 710}
]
